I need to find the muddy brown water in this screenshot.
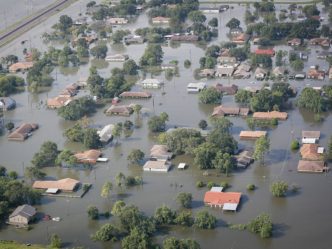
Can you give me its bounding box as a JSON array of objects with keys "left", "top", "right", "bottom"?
[{"left": 0, "top": 1, "right": 332, "bottom": 249}]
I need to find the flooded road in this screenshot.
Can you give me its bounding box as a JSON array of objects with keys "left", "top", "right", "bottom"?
[{"left": 0, "top": 1, "right": 332, "bottom": 249}]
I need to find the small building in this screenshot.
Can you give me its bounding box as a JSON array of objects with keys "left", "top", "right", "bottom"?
[
  {"left": 300, "top": 144, "right": 323, "bottom": 161},
  {"left": 199, "top": 7, "right": 221, "bottom": 14},
  {"left": 204, "top": 191, "right": 242, "bottom": 211},
  {"left": 170, "top": 34, "right": 199, "bottom": 42},
  {"left": 302, "top": 131, "right": 320, "bottom": 144},
  {"left": 210, "top": 187, "right": 223, "bottom": 192},
  {"left": 105, "top": 54, "right": 128, "bottom": 62},
  {"left": 215, "top": 65, "right": 234, "bottom": 77},
  {"left": 59, "top": 88, "right": 77, "bottom": 97},
  {"left": 297, "top": 160, "right": 328, "bottom": 173},
  {"left": 106, "top": 105, "right": 133, "bottom": 116},
  {"left": 212, "top": 106, "right": 249, "bottom": 117},
  {"left": 287, "top": 38, "right": 302, "bottom": 46},
  {"left": 123, "top": 35, "right": 144, "bottom": 45},
  {"left": 33, "top": 178, "right": 80, "bottom": 192},
  {"left": 140, "top": 79, "right": 163, "bottom": 88},
  {"left": 98, "top": 124, "right": 115, "bottom": 143},
  {"left": 307, "top": 68, "right": 325, "bottom": 80},
  {"left": 47, "top": 96, "right": 72, "bottom": 109},
  {"left": 219, "top": 5, "right": 229, "bottom": 11},
  {"left": 7, "top": 123, "right": 38, "bottom": 141},
  {"left": 239, "top": 131, "right": 267, "bottom": 140},
  {"left": 107, "top": 17, "right": 128, "bottom": 25},
  {"left": 254, "top": 49, "right": 275, "bottom": 57},
  {"left": 119, "top": 91, "right": 151, "bottom": 99},
  {"left": 0, "top": 97, "right": 16, "bottom": 111},
  {"left": 309, "top": 38, "right": 330, "bottom": 47},
  {"left": 199, "top": 68, "right": 215, "bottom": 78},
  {"left": 178, "top": 163, "right": 187, "bottom": 170},
  {"left": 143, "top": 160, "right": 171, "bottom": 172},
  {"left": 8, "top": 204, "right": 36, "bottom": 226},
  {"left": 74, "top": 17, "right": 87, "bottom": 25},
  {"left": 150, "top": 144, "right": 173, "bottom": 160},
  {"left": 187, "top": 82, "right": 207, "bottom": 93},
  {"left": 214, "top": 83, "right": 238, "bottom": 95},
  {"left": 217, "top": 56, "right": 237, "bottom": 65},
  {"left": 8, "top": 62, "right": 34, "bottom": 73},
  {"left": 255, "top": 67, "right": 267, "bottom": 80},
  {"left": 74, "top": 149, "right": 102, "bottom": 164},
  {"left": 253, "top": 111, "right": 288, "bottom": 120},
  {"left": 235, "top": 150, "right": 254, "bottom": 169},
  {"left": 152, "top": 16, "right": 170, "bottom": 24}
]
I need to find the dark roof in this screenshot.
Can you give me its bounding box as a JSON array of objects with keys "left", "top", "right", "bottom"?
[{"left": 9, "top": 204, "right": 36, "bottom": 219}]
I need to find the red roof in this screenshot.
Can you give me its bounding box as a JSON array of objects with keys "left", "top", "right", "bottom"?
[
  {"left": 254, "top": 49, "right": 275, "bottom": 56},
  {"left": 204, "top": 191, "right": 241, "bottom": 205}
]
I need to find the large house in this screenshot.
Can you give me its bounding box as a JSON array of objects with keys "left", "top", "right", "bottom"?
[
  {"left": 32, "top": 178, "right": 80, "bottom": 192},
  {"left": 8, "top": 204, "right": 36, "bottom": 226},
  {"left": 47, "top": 96, "right": 72, "bottom": 109},
  {"left": 204, "top": 191, "right": 242, "bottom": 211},
  {"left": 7, "top": 123, "right": 38, "bottom": 141},
  {"left": 212, "top": 106, "right": 249, "bottom": 117},
  {"left": 253, "top": 111, "right": 288, "bottom": 120},
  {"left": 9, "top": 62, "right": 34, "bottom": 73},
  {"left": 106, "top": 105, "right": 133, "bottom": 116}
]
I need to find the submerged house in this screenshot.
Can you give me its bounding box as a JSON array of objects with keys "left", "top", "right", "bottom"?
[
  {"left": 105, "top": 54, "right": 129, "bottom": 62},
  {"left": 302, "top": 131, "right": 320, "bottom": 144},
  {"left": 187, "top": 82, "right": 207, "bottom": 93},
  {"left": 98, "top": 124, "right": 114, "bottom": 143},
  {"left": 235, "top": 150, "right": 254, "bottom": 169},
  {"left": 309, "top": 38, "right": 330, "bottom": 47},
  {"left": 0, "top": 97, "right": 16, "bottom": 110},
  {"left": 152, "top": 16, "right": 170, "bottom": 24},
  {"left": 287, "top": 38, "right": 302, "bottom": 46},
  {"left": 47, "top": 96, "right": 72, "bottom": 109},
  {"left": 8, "top": 204, "right": 36, "bottom": 226},
  {"left": 255, "top": 67, "right": 268, "bottom": 80},
  {"left": 297, "top": 160, "right": 328, "bottom": 173},
  {"left": 107, "top": 17, "right": 128, "bottom": 25},
  {"left": 150, "top": 145, "right": 173, "bottom": 160},
  {"left": 254, "top": 49, "right": 275, "bottom": 57},
  {"left": 214, "top": 84, "right": 238, "bottom": 95},
  {"left": 32, "top": 178, "right": 80, "bottom": 192},
  {"left": 212, "top": 106, "right": 249, "bottom": 117},
  {"left": 300, "top": 144, "right": 323, "bottom": 161},
  {"left": 215, "top": 65, "right": 235, "bottom": 77},
  {"left": 140, "top": 79, "right": 163, "bottom": 88},
  {"left": 307, "top": 68, "right": 325, "bottom": 80},
  {"left": 119, "top": 91, "right": 152, "bottom": 99},
  {"left": 74, "top": 150, "right": 102, "bottom": 164},
  {"left": 143, "top": 160, "right": 171, "bottom": 172},
  {"left": 8, "top": 62, "right": 34, "bottom": 73},
  {"left": 239, "top": 131, "right": 267, "bottom": 140},
  {"left": 253, "top": 111, "right": 288, "bottom": 120},
  {"left": 123, "top": 35, "right": 144, "bottom": 45},
  {"left": 233, "top": 63, "right": 251, "bottom": 79},
  {"left": 106, "top": 105, "right": 133, "bottom": 116},
  {"left": 7, "top": 123, "right": 38, "bottom": 141},
  {"left": 204, "top": 191, "right": 242, "bottom": 211}
]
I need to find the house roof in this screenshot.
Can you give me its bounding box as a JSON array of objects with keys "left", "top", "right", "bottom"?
[
  {"left": 212, "top": 106, "right": 240, "bottom": 116},
  {"left": 9, "top": 204, "right": 36, "bottom": 219},
  {"left": 302, "top": 131, "right": 320, "bottom": 139},
  {"left": 32, "top": 178, "right": 80, "bottom": 191},
  {"left": 297, "top": 160, "right": 326, "bottom": 173},
  {"left": 9, "top": 62, "right": 34, "bottom": 72},
  {"left": 119, "top": 91, "right": 152, "bottom": 98},
  {"left": 152, "top": 16, "right": 170, "bottom": 22},
  {"left": 7, "top": 123, "right": 38, "bottom": 140},
  {"left": 300, "top": 144, "right": 323, "bottom": 160},
  {"left": 74, "top": 150, "right": 102, "bottom": 163},
  {"left": 239, "top": 131, "right": 267, "bottom": 138},
  {"left": 150, "top": 145, "right": 172, "bottom": 159},
  {"left": 47, "top": 96, "right": 72, "bottom": 108},
  {"left": 143, "top": 160, "right": 170, "bottom": 170},
  {"left": 141, "top": 79, "right": 162, "bottom": 85},
  {"left": 204, "top": 191, "right": 241, "bottom": 205},
  {"left": 254, "top": 49, "right": 275, "bottom": 56},
  {"left": 215, "top": 84, "right": 238, "bottom": 95},
  {"left": 255, "top": 67, "right": 267, "bottom": 75},
  {"left": 106, "top": 105, "right": 133, "bottom": 115},
  {"left": 253, "top": 111, "right": 288, "bottom": 120}
]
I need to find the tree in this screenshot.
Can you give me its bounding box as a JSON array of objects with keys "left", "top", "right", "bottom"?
[
  {"left": 112, "top": 30, "right": 130, "bottom": 43},
  {"left": 303, "top": 4, "right": 320, "bottom": 17},
  {"left": 127, "top": 149, "right": 145, "bottom": 164},
  {"left": 290, "top": 59, "right": 304, "bottom": 71},
  {"left": 270, "top": 181, "right": 288, "bottom": 197},
  {"left": 133, "top": 104, "right": 142, "bottom": 117},
  {"left": 194, "top": 210, "right": 217, "bottom": 229},
  {"left": 184, "top": 59, "right": 191, "bottom": 68},
  {"left": 58, "top": 97, "right": 96, "bottom": 121},
  {"left": 327, "top": 136, "right": 332, "bottom": 160},
  {"left": 154, "top": 205, "right": 176, "bottom": 225},
  {"left": 275, "top": 50, "right": 283, "bottom": 67},
  {"left": 235, "top": 89, "right": 252, "bottom": 106},
  {"left": 163, "top": 237, "right": 200, "bottom": 249},
  {"left": 226, "top": 18, "right": 240, "bottom": 29},
  {"left": 194, "top": 143, "right": 217, "bottom": 169},
  {"left": 208, "top": 17, "right": 218, "bottom": 27},
  {"left": 115, "top": 172, "right": 126, "bottom": 188},
  {"left": 112, "top": 123, "right": 123, "bottom": 143},
  {"left": 199, "top": 87, "right": 222, "bottom": 104},
  {"left": 25, "top": 166, "right": 46, "bottom": 180},
  {"left": 92, "top": 223, "right": 120, "bottom": 242},
  {"left": 8, "top": 171, "right": 18, "bottom": 180},
  {"left": 188, "top": 11, "right": 206, "bottom": 23},
  {"left": 290, "top": 140, "right": 300, "bottom": 150},
  {"left": 253, "top": 136, "right": 270, "bottom": 165},
  {"left": 0, "top": 166, "right": 6, "bottom": 176},
  {"left": 111, "top": 200, "right": 126, "bottom": 216},
  {"left": 55, "top": 149, "right": 77, "bottom": 166},
  {"left": 174, "top": 210, "right": 194, "bottom": 227},
  {"left": 122, "top": 227, "right": 152, "bottom": 249},
  {"left": 123, "top": 59, "right": 139, "bottom": 75},
  {"left": 31, "top": 141, "right": 58, "bottom": 168},
  {"left": 296, "top": 88, "right": 325, "bottom": 113},
  {"left": 212, "top": 152, "right": 235, "bottom": 176},
  {"left": 101, "top": 181, "right": 113, "bottom": 199},
  {"left": 148, "top": 114, "right": 168, "bottom": 132},
  {"left": 176, "top": 192, "right": 193, "bottom": 208},
  {"left": 90, "top": 44, "right": 108, "bottom": 59},
  {"left": 247, "top": 213, "right": 273, "bottom": 239},
  {"left": 198, "top": 119, "right": 208, "bottom": 130},
  {"left": 58, "top": 15, "right": 73, "bottom": 33},
  {"left": 83, "top": 128, "right": 101, "bottom": 149},
  {"left": 140, "top": 44, "right": 163, "bottom": 67},
  {"left": 87, "top": 206, "right": 99, "bottom": 220},
  {"left": 50, "top": 234, "right": 62, "bottom": 248}
]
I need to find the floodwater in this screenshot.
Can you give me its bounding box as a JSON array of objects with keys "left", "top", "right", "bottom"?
[{"left": 0, "top": 1, "right": 332, "bottom": 249}]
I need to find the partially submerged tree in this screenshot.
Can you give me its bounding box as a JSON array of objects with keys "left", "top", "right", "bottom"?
[{"left": 253, "top": 136, "right": 270, "bottom": 165}]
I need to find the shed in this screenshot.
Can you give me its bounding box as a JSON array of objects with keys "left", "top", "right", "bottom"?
[
  {"left": 8, "top": 204, "right": 36, "bottom": 226},
  {"left": 178, "top": 163, "right": 187, "bottom": 169}
]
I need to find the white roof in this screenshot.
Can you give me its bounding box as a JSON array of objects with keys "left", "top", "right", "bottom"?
[
  {"left": 46, "top": 188, "right": 59, "bottom": 194},
  {"left": 97, "top": 158, "right": 109, "bottom": 162},
  {"left": 141, "top": 79, "right": 162, "bottom": 84},
  {"left": 178, "top": 163, "right": 187, "bottom": 169},
  {"left": 223, "top": 203, "right": 238, "bottom": 211},
  {"left": 210, "top": 187, "right": 223, "bottom": 192},
  {"left": 187, "top": 82, "right": 206, "bottom": 88},
  {"left": 317, "top": 147, "right": 325, "bottom": 154}
]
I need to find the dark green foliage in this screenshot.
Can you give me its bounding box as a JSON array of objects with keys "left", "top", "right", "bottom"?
[
  {"left": 87, "top": 205, "right": 99, "bottom": 220},
  {"left": 148, "top": 112, "right": 168, "bottom": 132},
  {"left": 121, "top": 227, "right": 152, "bottom": 249},
  {"left": 174, "top": 211, "right": 194, "bottom": 227},
  {"left": 296, "top": 87, "right": 325, "bottom": 113},
  {"left": 251, "top": 54, "right": 272, "bottom": 68},
  {"left": 270, "top": 181, "right": 288, "bottom": 197},
  {"left": 123, "top": 59, "right": 139, "bottom": 75},
  {"left": 196, "top": 181, "right": 205, "bottom": 188},
  {"left": 55, "top": 149, "right": 77, "bottom": 166},
  {"left": 176, "top": 192, "right": 192, "bottom": 208},
  {"left": 0, "top": 75, "right": 25, "bottom": 96},
  {"left": 226, "top": 18, "right": 240, "bottom": 29},
  {"left": 83, "top": 128, "right": 101, "bottom": 149},
  {"left": 199, "top": 87, "right": 222, "bottom": 104},
  {"left": 31, "top": 141, "right": 58, "bottom": 168},
  {"left": 58, "top": 97, "right": 96, "bottom": 120},
  {"left": 91, "top": 223, "right": 120, "bottom": 242},
  {"left": 25, "top": 166, "right": 46, "bottom": 180},
  {"left": 194, "top": 210, "right": 217, "bottom": 229},
  {"left": 198, "top": 119, "right": 208, "bottom": 130},
  {"left": 290, "top": 140, "right": 300, "bottom": 150},
  {"left": 247, "top": 213, "right": 273, "bottom": 238},
  {"left": 163, "top": 237, "right": 200, "bottom": 249},
  {"left": 90, "top": 44, "right": 108, "bottom": 59},
  {"left": 154, "top": 205, "right": 176, "bottom": 225},
  {"left": 127, "top": 149, "right": 145, "bottom": 164},
  {"left": 208, "top": 18, "right": 218, "bottom": 27},
  {"left": 247, "top": 184, "right": 256, "bottom": 191},
  {"left": 50, "top": 234, "right": 62, "bottom": 248},
  {"left": 140, "top": 44, "right": 163, "bottom": 67},
  {"left": 235, "top": 89, "right": 253, "bottom": 106}
]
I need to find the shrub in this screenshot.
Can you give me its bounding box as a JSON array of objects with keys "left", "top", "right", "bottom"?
[
  {"left": 207, "top": 181, "right": 216, "bottom": 189},
  {"left": 196, "top": 181, "right": 205, "bottom": 188},
  {"left": 247, "top": 184, "right": 256, "bottom": 191},
  {"left": 220, "top": 181, "right": 229, "bottom": 189},
  {"left": 270, "top": 181, "right": 288, "bottom": 197},
  {"left": 290, "top": 140, "right": 300, "bottom": 150}
]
